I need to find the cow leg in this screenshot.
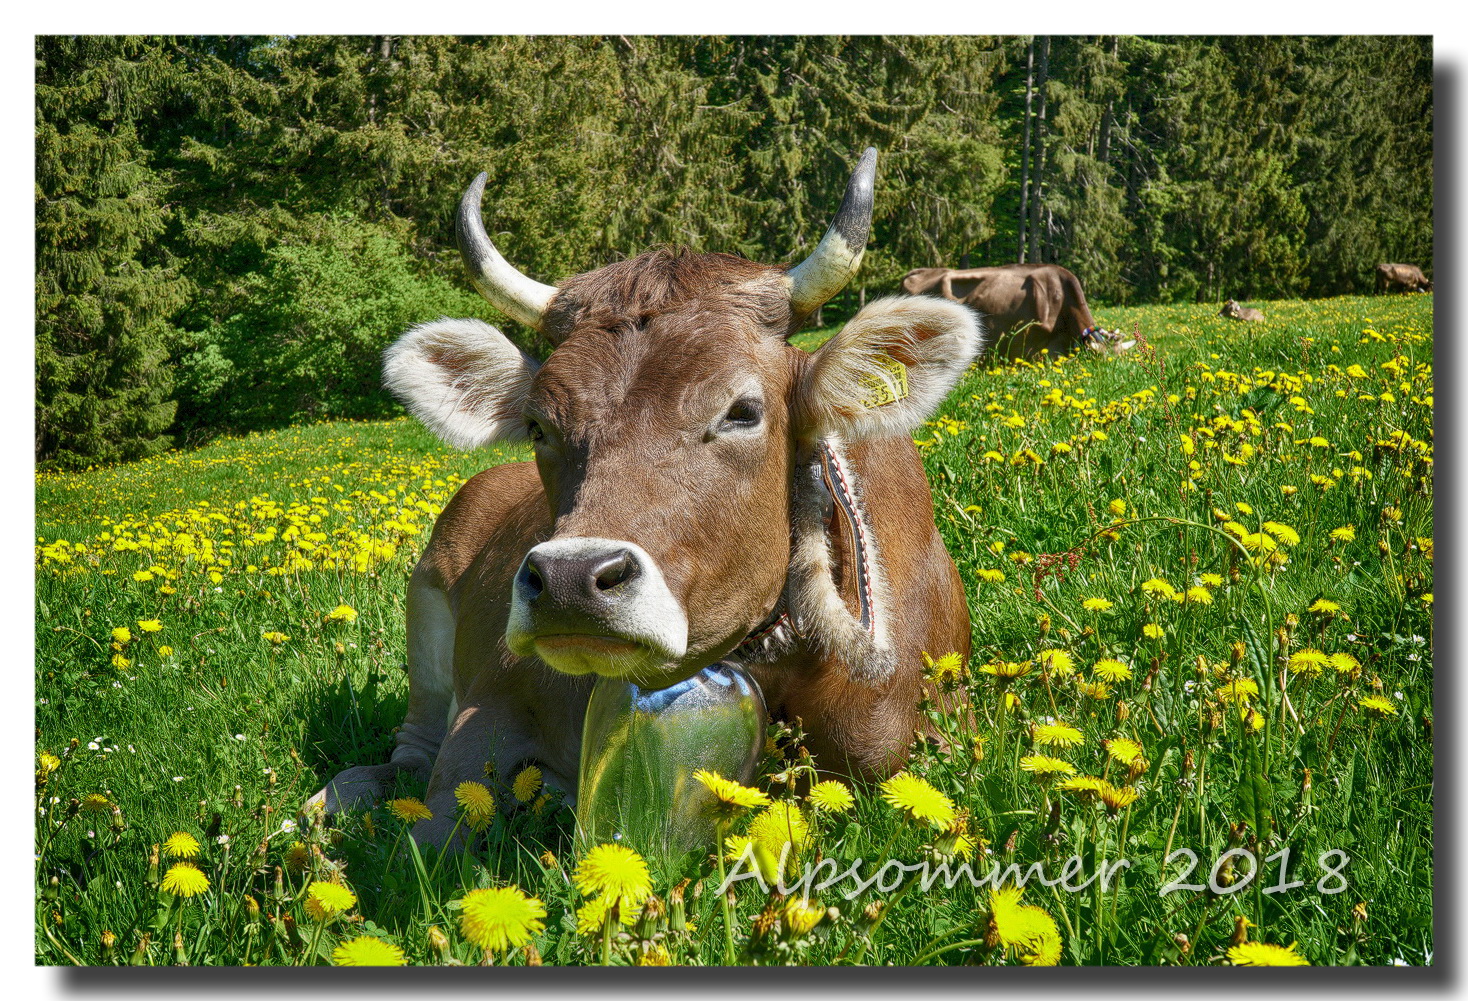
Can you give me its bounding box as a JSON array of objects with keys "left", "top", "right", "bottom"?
[{"left": 307, "top": 570, "right": 457, "bottom": 815}]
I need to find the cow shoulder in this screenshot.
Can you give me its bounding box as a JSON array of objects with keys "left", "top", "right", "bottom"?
[{"left": 797, "top": 296, "right": 983, "bottom": 441}]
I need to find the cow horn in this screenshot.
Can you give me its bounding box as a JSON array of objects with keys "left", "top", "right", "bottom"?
[
  {"left": 456, "top": 172, "right": 559, "bottom": 331},
  {"left": 786, "top": 147, "right": 878, "bottom": 317}
]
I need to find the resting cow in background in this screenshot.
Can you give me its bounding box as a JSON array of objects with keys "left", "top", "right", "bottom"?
[
  {"left": 1375, "top": 263, "right": 1432, "bottom": 294},
  {"left": 900, "top": 263, "right": 1132, "bottom": 361},
  {"left": 1219, "top": 300, "right": 1264, "bottom": 322},
  {"left": 308, "top": 149, "right": 982, "bottom": 846}
]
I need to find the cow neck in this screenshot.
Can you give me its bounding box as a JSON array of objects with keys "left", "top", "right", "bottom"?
[{"left": 727, "top": 439, "right": 879, "bottom": 667}]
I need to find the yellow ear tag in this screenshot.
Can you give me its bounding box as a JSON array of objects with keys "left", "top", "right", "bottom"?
[{"left": 858, "top": 355, "right": 910, "bottom": 409}]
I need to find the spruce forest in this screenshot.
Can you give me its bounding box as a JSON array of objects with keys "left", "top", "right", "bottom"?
[{"left": 35, "top": 35, "right": 1433, "bottom": 469}]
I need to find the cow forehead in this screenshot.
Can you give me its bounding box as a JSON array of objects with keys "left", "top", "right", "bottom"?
[{"left": 532, "top": 308, "right": 791, "bottom": 428}]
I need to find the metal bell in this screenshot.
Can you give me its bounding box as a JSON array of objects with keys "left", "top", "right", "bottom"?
[{"left": 576, "top": 662, "right": 766, "bottom": 862}]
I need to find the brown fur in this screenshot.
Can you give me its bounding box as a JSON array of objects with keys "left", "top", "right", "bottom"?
[
  {"left": 1219, "top": 299, "right": 1265, "bottom": 322},
  {"left": 1375, "top": 263, "right": 1432, "bottom": 294},
  {"left": 312, "top": 250, "right": 975, "bottom": 846},
  {"left": 901, "top": 263, "right": 1100, "bottom": 360}
]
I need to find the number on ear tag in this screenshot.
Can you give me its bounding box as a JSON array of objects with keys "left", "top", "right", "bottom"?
[{"left": 858, "top": 355, "right": 910, "bottom": 409}]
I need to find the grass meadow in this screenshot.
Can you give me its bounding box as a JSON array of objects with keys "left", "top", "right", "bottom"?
[{"left": 34, "top": 294, "right": 1433, "bottom": 966}]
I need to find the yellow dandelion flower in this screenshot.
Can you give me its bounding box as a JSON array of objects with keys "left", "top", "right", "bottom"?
[
  {"left": 305, "top": 880, "right": 357, "bottom": 921},
  {"left": 1227, "top": 941, "right": 1310, "bottom": 966},
  {"left": 1262, "top": 522, "right": 1300, "bottom": 546},
  {"left": 37, "top": 752, "right": 60, "bottom": 775},
  {"left": 1328, "top": 652, "right": 1361, "bottom": 674},
  {"left": 163, "top": 831, "right": 200, "bottom": 859},
  {"left": 1235, "top": 502, "right": 1254, "bottom": 516},
  {"left": 81, "top": 793, "right": 112, "bottom": 814},
  {"left": 1093, "top": 658, "right": 1133, "bottom": 682},
  {"left": 1033, "top": 723, "right": 1084, "bottom": 748},
  {"left": 749, "top": 801, "right": 812, "bottom": 862},
  {"left": 1222, "top": 521, "right": 1247, "bottom": 537},
  {"left": 111, "top": 654, "right": 131, "bottom": 670},
  {"left": 1308, "top": 598, "right": 1341, "bottom": 614},
  {"left": 1142, "top": 623, "right": 1164, "bottom": 640},
  {"left": 1099, "top": 782, "right": 1139, "bottom": 813},
  {"left": 454, "top": 781, "right": 496, "bottom": 828},
  {"left": 924, "top": 651, "right": 966, "bottom": 684},
  {"left": 1057, "top": 775, "right": 1108, "bottom": 800},
  {"left": 158, "top": 645, "right": 174, "bottom": 657},
  {"left": 987, "top": 886, "right": 1063, "bottom": 965},
  {"left": 575, "top": 894, "right": 616, "bottom": 935},
  {"left": 325, "top": 604, "right": 358, "bottom": 623},
  {"left": 807, "top": 780, "right": 855, "bottom": 813},
  {"left": 1036, "top": 649, "right": 1074, "bottom": 676},
  {"left": 161, "top": 863, "right": 210, "bottom": 898},
  {"left": 975, "top": 568, "right": 1007, "bottom": 583},
  {"left": 1105, "top": 737, "right": 1145, "bottom": 765},
  {"left": 573, "top": 843, "right": 653, "bottom": 914},
  {"left": 1082, "top": 597, "right": 1114, "bottom": 612},
  {"left": 1185, "top": 586, "right": 1214, "bottom": 605},
  {"left": 980, "top": 659, "right": 1034, "bottom": 680},
  {"left": 783, "top": 898, "right": 825, "bottom": 936},
  {"left": 137, "top": 619, "right": 163, "bottom": 633},
  {"left": 1288, "top": 649, "right": 1330, "bottom": 675},
  {"left": 1108, "top": 499, "right": 1127, "bottom": 516},
  {"left": 332, "top": 935, "right": 407, "bottom": 966},
  {"left": 284, "top": 842, "right": 311, "bottom": 873},
  {"left": 1141, "top": 578, "right": 1177, "bottom": 598},
  {"left": 1215, "top": 678, "right": 1260, "bottom": 703},
  {"left": 1329, "top": 525, "right": 1356, "bottom": 542},
  {"left": 1359, "top": 696, "right": 1398, "bottom": 719},
  {"left": 1019, "top": 755, "right": 1076, "bottom": 780},
  {"left": 1198, "top": 573, "right": 1224, "bottom": 587},
  {"left": 1077, "top": 679, "right": 1111, "bottom": 700},
  {"left": 459, "top": 886, "right": 547, "bottom": 954},
  {"left": 693, "top": 768, "right": 771, "bottom": 820},
  {"left": 262, "top": 631, "right": 290, "bottom": 645},
  {"left": 511, "top": 766, "right": 543, "bottom": 803},
  {"left": 880, "top": 772, "right": 957, "bottom": 829},
  {"left": 387, "top": 798, "right": 432, "bottom": 823},
  {"left": 638, "top": 943, "right": 672, "bottom": 965},
  {"left": 111, "top": 626, "right": 132, "bottom": 644}
]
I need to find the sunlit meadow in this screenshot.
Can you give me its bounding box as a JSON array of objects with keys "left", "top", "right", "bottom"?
[{"left": 35, "top": 294, "right": 1432, "bottom": 966}]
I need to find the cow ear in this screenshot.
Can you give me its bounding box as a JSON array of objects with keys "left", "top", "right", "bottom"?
[
  {"left": 796, "top": 296, "right": 983, "bottom": 441},
  {"left": 382, "top": 318, "right": 540, "bottom": 450}
]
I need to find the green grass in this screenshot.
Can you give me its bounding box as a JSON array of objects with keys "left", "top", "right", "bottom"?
[{"left": 35, "top": 294, "right": 1433, "bottom": 966}]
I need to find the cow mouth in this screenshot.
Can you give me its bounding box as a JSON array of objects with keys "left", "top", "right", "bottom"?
[{"left": 534, "top": 633, "right": 646, "bottom": 657}]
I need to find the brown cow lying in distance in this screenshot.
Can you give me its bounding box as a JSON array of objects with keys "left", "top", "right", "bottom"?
[
  {"left": 1375, "top": 263, "right": 1432, "bottom": 294},
  {"left": 1219, "top": 300, "right": 1264, "bottom": 322},
  {"left": 308, "top": 149, "right": 982, "bottom": 846},
  {"left": 900, "top": 263, "right": 1133, "bottom": 361}
]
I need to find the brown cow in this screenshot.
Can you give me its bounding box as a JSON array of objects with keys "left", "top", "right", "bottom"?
[
  {"left": 900, "top": 263, "right": 1133, "bottom": 360},
  {"left": 1375, "top": 263, "right": 1432, "bottom": 294},
  {"left": 308, "top": 149, "right": 982, "bottom": 845},
  {"left": 1219, "top": 299, "right": 1264, "bottom": 322}
]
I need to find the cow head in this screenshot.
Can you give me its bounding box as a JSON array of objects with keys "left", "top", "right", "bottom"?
[
  {"left": 1219, "top": 299, "right": 1242, "bottom": 319},
  {"left": 384, "top": 150, "right": 982, "bottom": 689},
  {"left": 1079, "top": 326, "right": 1136, "bottom": 355}
]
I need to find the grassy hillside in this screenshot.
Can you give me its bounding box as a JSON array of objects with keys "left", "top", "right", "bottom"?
[{"left": 35, "top": 294, "right": 1433, "bottom": 966}]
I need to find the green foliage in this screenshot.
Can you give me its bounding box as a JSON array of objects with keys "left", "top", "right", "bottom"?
[
  {"left": 174, "top": 215, "right": 489, "bottom": 436},
  {"left": 34, "top": 35, "right": 1434, "bottom": 464}
]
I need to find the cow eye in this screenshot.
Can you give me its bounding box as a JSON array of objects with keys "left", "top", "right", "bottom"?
[
  {"left": 525, "top": 419, "right": 545, "bottom": 443},
  {"left": 721, "top": 399, "right": 763, "bottom": 431}
]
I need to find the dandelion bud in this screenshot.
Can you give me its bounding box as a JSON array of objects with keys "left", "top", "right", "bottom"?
[
  {"left": 636, "top": 895, "right": 666, "bottom": 939},
  {"left": 65, "top": 798, "right": 81, "bottom": 820},
  {"left": 282, "top": 912, "right": 302, "bottom": 948},
  {"left": 231, "top": 785, "right": 244, "bottom": 809},
  {"left": 1230, "top": 641, "right": 1246, "bottom": 666},
  {"left": 147, "top": 844, "right": 160, "bottom": 886},
  {"left": 861, "top": 900, "right": 885, "bottom": 926},
  {"left": 266, "top": 768, "right": 277, "bottom": 789},
  {"left": 43, "top": 876, "right": 60, "bottom": 902},
  {"left": 1195, "top": 655, "right": 1208, "bottom": 676},
  {"left": 1037, "top": 613, "right": 1051, "bottom": 639},
  {"left": 1183, "top": 750, "right": 1195, "bottom": 776},
  {"left": 100, "top": 929, "right": 117, "bottom": 960},
  {"left": 1302, "top": 768, "right": 1312, "bottom": 793},
  {"left": 1351, "top": 901, "right": 1367, "bottom": 928},
  {"left": 110, "top": 804, "right": 126, "bottom": 832},
  {"left": 334, "top": 641, "right": 346, "bottom": 655},
  {"left": 1116, "top": 701, "right": 1131, "bottom": 724},
  {"left": 1228, "top": 564, "right": 1242, "bottom": 584},
  {"left": 1228, "top": 915, "right": 1252, "bottom": 946},
  {"left": 129, "top": 933, "right": 152, "bottom": 966},
  {"left": 243, "top": 894, "right": 260, "bottom": 920},
  {"left": 173, "top": 929, "right": 188, "bottom": 966},
  {"left": 427, "top": 925, "right": 451, "bottom": 962},
  {"left": 668, "top": 879, "right": 688, "bottom": 932},
  {"left": 752, "top": 902, "right": 780, "bottom": 938},
  {"left": 522, "top": 942, "right": 543, "bottom": 967},
  {"left": 691, "top": 879, "right": 704, "bottom": 903},
  {"left": 1173, "top": 933, "right": 1191, "bottom": 955},
  {"left": 1228, "top": 822, "right": 1248, "bottom": 847},
  {"left": 273, "top": 865, "right": 286, "bottom": 902}
]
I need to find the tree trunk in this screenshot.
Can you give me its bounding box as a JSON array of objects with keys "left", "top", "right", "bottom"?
[
  {"left": 1019, "top": 37, "right": 1034, "bottom": 263},
  {"left": 1028, "top": 36, "right": 1050, "bottom": 265}
]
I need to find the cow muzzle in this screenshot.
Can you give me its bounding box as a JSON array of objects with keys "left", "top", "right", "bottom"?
[{"left": 506, "top": 537, "right": 690, "bottom": 683}]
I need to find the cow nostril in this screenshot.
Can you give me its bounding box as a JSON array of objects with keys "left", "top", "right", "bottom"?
[
  {"left": 592, "top": 551, "right": 637, "bottom": 592},
  {"left": 518, "top": 558, "right": 545, "bottom": 599}
]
